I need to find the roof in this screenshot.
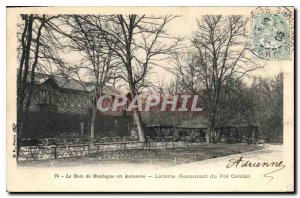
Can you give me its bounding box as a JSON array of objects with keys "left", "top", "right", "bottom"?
[
  {"left": 145, "top": 124, "right": 174, "bottom": 128},
  {"left": 176, "top": 116, "right": 259, "bottom": 129},
  {"left": 176, "top": 117, "right": 209, "bottom": 129},
  {"left": 218, "top": 120, "right": 259, "bottom": 128},
  {"left": 24, "top": 71, "right": 121, "bottom": 95}
]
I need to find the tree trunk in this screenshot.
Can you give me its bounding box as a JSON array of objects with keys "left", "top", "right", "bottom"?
[
  {"left": 205, "top": 130, "right": 210, "bottom": 144},
  {"left": 209, "top": 107, "right": 217, "bottom": 144},
  {"left": 90, "top": 109, "right": 96, "bottom": 140},
  {"left": 16, "top": 15, "right": 34, "bottom": 161},
  {"left": 90, "top": 88, "right": 101, "bottom": 142},
  {"left": 129, "top": 84, "right": 146, "bottom": 142},
  {"left": 133, "top": 109, "right": 145, "bottom": 142}
]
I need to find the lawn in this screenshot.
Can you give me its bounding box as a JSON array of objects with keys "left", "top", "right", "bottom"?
[{"left": 148, "top": 143, "right": 261, "bottom": 166}]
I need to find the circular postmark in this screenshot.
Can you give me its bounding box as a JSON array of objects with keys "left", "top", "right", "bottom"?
[{"left": 251, "top": 7, "right": 294, "bottom": 60}]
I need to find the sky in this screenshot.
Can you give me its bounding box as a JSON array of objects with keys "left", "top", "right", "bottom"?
[
  {"left": 23, "top": 9, "right": 288, "bottom": 90},
  {"left": 148, "top": 14, "right": 285, "bottom": 86}
]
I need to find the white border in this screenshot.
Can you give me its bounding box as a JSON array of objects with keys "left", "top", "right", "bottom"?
[{"left": 1, "top": 0, "right": 299, "bottom": 197}]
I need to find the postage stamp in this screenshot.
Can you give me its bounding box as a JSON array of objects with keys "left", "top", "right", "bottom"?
[{"left": 251, "top": 7, "right": 294, "bottom": 60}]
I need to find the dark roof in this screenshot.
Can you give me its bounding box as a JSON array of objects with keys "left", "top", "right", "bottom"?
[
  {"left": 218, "top": 120, "right": 259, "bottom": 128},
  {"left": 145, "top": 124, "right": 174, "bottom": 128},
  {"left": 25, "top": 72, "right": 121, "bottom": 95},
  {"left": 176, "top": 116, "right": 259, "bottom": 129},
  {"left": 175, "top": 117, "right": 209, "bottom": 129}
]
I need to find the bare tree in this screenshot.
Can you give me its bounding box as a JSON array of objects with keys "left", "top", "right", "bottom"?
[
  {"left": 80, "top": 15, "right": 183, "bottom": 142},
  {"left": 250, "top": 73, "right": 283, "bottom": 142},
  {"left": 190, "top": 15, "right": 263, "bottom": 143},
  {"left": 17, "top": 14, "right": 60, "bottom": 159},
  {"left": 171, "top": 52, "right": 202, "bottom": 96},
  {"left": 46, "top": 15, "right": 119, "bottom": 141}
]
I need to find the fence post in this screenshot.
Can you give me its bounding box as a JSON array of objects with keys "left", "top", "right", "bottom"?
[{"left": 54, "top": 147, "right": 57, "bottom": 159}]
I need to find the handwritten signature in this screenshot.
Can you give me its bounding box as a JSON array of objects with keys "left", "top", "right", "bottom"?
[{"left": 226, "top": 156, "right": 285, "bottom": 182}]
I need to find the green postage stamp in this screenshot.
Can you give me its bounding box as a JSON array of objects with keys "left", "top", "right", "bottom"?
[{"left": 252, "top": 7, "right": 294, "bottom": 59}]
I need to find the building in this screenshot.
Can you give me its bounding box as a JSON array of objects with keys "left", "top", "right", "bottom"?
[
  {"left": 20, "top": 72, "right": 133, "bottom": 139},
  {"left": 175, "top": 117, "right": 260, "bottom": 143}
]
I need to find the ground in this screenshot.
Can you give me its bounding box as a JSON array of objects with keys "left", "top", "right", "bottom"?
[
  {"left": 169, "top": 144, "right": 283, "bottom": 169},
  {"left": 15, "top": 144, "right": 290, "bottom": 192},
  {"left": 19, "top": 143, "right": 263, "bottom": 168}
]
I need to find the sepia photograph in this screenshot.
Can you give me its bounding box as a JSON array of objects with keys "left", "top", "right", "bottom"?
[{"left": 6, "top": 6, "right": 295, "bottom": 192}]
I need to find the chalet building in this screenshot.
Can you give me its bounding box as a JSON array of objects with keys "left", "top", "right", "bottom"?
[
  {"left": 20, "top": 72, "right": 133, "bottom": 139},
  {"left": 175, "top": 117, "right": 260, "bottom": 143},
  {"left": 145, "top": 116, "right": 260, "bottom": 143}
]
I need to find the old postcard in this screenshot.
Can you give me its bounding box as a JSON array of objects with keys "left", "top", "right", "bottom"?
[{"left": 6, "top": 6, "right": 294, "bottom": 192}]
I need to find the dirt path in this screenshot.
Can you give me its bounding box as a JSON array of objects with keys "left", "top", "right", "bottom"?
[{"left": 167, "top": 144, "right": 283, "bottom": 170}]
